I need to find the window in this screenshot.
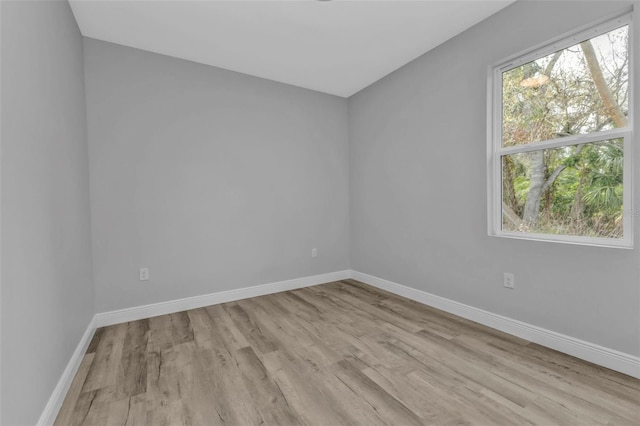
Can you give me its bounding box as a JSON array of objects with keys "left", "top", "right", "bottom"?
[{"left": 488, "top": 12, "right": 633, "bottom": 248}]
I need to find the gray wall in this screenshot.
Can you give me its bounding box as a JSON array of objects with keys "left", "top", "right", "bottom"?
[
  {"left": 348, "top": 0, "right": 640, "bottom": 356},
  {"left": 0, "top": 1, "right": 95, "bottom": 424},
  {"left": 83, "top": 39, "right": 350, "bottom": 313},
  {"left": 1, "top": 3, "right": 638, "bottom": 424}
]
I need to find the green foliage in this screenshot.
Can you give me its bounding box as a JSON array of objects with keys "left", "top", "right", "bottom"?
[{"left": 501, "top": 26, "right": 628, "bottom": 238}]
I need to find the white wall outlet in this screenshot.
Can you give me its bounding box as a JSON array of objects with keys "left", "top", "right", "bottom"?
[
  {"left": 504, "top": 272, "right": 515, "bottom": 289},
  {"left": 139, "top": 267, "right": 149, "bottom": 281},
  {"left": 311, "top": 248, "right": 318, "bottom": 258}
]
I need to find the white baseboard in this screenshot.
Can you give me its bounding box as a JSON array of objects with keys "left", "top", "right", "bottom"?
[
  {"left": 40, "top": 270, "right": 350, "bottom": 424},
  {"left": 351, "top": 270, "right": 640, "bottom": 379},
  {"left": 37, "top": 317, "right": 97, "bottom": 426},
  {"left": 95, "top": 270, "right": 351, "bottom": 327},
  {"left": 40, "top": 268, "right": 639, "bottom": 426}
]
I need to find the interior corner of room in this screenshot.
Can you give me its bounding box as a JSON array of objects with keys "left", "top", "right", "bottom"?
[{"left": 1, "top": 1, "right": 639, "bottom": 425}]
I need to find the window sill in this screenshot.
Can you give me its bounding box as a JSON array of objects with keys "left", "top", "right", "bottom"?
[{"left": 490, "top": 231, "right": 634, "bottom": 250}]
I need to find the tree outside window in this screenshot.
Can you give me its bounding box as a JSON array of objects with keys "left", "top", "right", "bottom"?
[{"left": 490, "top": 14, "right": 633, "bottom": 248}]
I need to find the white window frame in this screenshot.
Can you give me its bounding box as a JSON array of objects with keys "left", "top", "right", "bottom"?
[{"left": 487, "top": 10, "right": 634, "bottom": 249}]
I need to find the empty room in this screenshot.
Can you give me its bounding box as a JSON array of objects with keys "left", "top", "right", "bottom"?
[{"left": 1, "top": 0, "right": 639, "bottom": 424}]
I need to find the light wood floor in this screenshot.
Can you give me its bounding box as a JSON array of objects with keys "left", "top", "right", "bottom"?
[{"left": 55, "top": 280, "right": 640, "bottom": 425}]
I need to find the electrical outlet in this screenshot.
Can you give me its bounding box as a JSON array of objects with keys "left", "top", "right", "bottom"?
[
  {"left": 503, "top": 272, "right": 515, "bottom": 289},
  {"left": 311, "top": 248, "right": 318, "bottom": 258},
  {"left": 139, "top": 267, "right": 149, "bottom": 281}
]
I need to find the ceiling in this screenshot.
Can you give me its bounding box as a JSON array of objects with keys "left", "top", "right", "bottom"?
[{"left": 69, "top": 0, "right": 515, "bottom": 98}]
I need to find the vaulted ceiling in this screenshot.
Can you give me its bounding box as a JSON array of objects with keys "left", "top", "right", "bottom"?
[{"left": 69, "top": 0, "right": 515, "bottom": 97}]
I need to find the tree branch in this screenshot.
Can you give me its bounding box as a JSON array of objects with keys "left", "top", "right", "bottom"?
[
  {"left": 544, "top": 51, "right": 563, "bottom": 76},
  {"left": 541, "top": 165, "right": 567, "bottom": 194},
  {"left": 580, "top": 40, "right": 627, "bottom": 127},
  {"left": 502, "top": 202, "right": 523, "bottom": 228},
  {"left": 541, "top": 144, "right": 584, "bottom": 194}
]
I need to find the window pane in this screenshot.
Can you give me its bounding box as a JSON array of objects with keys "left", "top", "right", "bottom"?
[
  {"left": 501, "top": 139, "right": 623, "bottom": 238},
  {"left": 502, "top": 25, "right": 628, "bottom": 147}
]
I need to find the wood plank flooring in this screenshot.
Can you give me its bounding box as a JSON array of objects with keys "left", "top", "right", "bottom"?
[{"left": 55, "top": 280, "right": 640, "bottom": 425}]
